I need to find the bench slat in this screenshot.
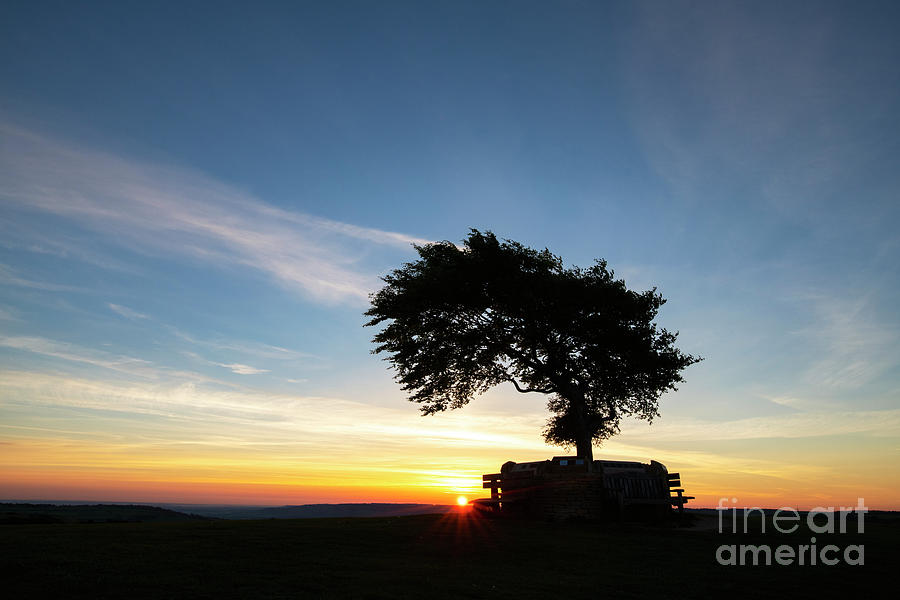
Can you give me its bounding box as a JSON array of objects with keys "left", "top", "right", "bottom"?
[{"left": 471, "top": 498, "right": 500, "bottom": 505}]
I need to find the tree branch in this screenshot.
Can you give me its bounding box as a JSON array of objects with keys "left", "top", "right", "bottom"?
[{"left": 508, "top": 378, "right": 555, "bottom": 395}]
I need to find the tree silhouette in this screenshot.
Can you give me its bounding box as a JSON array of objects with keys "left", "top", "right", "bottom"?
[{"left": 365, "top": 230, "right": 700, "bottom": 466}]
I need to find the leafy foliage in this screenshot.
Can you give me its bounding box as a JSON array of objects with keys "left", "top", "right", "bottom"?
[{"left": 365, "top": 230, "right": 700, "bottom": 455}]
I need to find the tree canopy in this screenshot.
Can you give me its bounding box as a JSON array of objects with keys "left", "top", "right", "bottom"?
[{"left": 364, "top": 230, "right": 700, "bottom": 463}]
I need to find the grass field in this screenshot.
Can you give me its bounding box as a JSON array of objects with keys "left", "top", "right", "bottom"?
[{"left": 1, "top": 511, "right": 895, "bottom": 599}]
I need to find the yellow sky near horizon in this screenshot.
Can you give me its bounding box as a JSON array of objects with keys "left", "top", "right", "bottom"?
[{"left": 2, "top": 369, "right": 897, "bottom": 510}]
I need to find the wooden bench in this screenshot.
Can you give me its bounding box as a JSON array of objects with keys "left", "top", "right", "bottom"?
[
  {"left": 469, "top": 474, "right": 504, "bottom": 514},
  {"left": 478, "top": 465, "right": 694, "bottom": 520},
  {"left": 607, "top": 471, "right": 694, "bottom": 519},
  {"left": 482, "top": 473, "right": 502, "bottom": 500},
  {"left": 667, "top": 472, "right": 695, "bottom": 515}
]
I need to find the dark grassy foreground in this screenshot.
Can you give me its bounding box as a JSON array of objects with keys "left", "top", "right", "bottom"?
[{"left": 1, "top": 511, "right": 895, "bottom": 599}]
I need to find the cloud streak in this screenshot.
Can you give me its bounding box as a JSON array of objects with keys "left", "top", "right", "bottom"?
[
  {"left": 619, "top": 408, "right": 900, "bottom": 442},
  {"left": 792, "top": 291, "right": 899, "bottom": 390},
  {"left": 0, "top": 335, "right": 207, "bottom": 382},
  {"left": 0, "top": 370, "right": 547, "bottom": 454},
  {"left": 623, "top": 2, "right": 898, "bottom": 234},
  {"left": 108, "top": 303, "right": 149, "bottom": 321},
  {"left": 0, "top": 263, "right": 83, "bottom": 293},
  {"left": 169, "top": 327, "right": 316, "bottom": 362},
  {"left": 0, "top": 122, "right": 429, "bottom": 304},
  {"left": 216, "top": 363, "right": 270, "bottom": 375}
]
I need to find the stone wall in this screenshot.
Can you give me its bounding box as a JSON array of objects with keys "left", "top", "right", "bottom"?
[
  {"left": 500, "top": 474, "right": 610, "bottom": 520},
  {"left": 493, "top": 457, "right": 675, "bottom": 521}
]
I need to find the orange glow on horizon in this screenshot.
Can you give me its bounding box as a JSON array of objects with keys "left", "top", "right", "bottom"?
[
  {"left": 3, "top": 467, "right": 897, "bottom": 510},
  {"left": 2, "top": 433, "right": 898, "bottom": 510}
]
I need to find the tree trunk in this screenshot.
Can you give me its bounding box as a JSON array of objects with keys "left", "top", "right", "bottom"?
[
  {"left": 576, "top": 436, "right": 594, "bottom": 472},
  {"left": 573, "top": 400, "right": 594, "bottom": 472}
]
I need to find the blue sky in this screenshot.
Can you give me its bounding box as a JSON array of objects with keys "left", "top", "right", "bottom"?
[{"left": 1, "top": 1, "right": 898, "bottom": 506}]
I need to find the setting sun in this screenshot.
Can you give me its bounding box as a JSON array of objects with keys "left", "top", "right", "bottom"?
[{"left": 456, "top": 496, "right": 468, "bottom": 506}]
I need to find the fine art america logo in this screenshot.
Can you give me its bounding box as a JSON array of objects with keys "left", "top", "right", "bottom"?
[{"left": 715, "top": 498, "right": 867, "bottom": 566}]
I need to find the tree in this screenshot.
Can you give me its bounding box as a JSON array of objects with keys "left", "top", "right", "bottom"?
[{"left": 364, "top": 230, "right": 700, "bottom": 467}]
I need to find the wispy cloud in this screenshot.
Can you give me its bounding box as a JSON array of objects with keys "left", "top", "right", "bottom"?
[
  {"left": 0, "top": 370, "right": 547, "bottom": 453},
  {"left": 169, "top": 327, "right": 316, "bottom": 362},
  {"left": 0, "top": 122, "right": 428, "bottom": 304},
  {"left": 765, "top": 395, "right": 829, "bottom": 412},
  {"left": 787, "top": 290, "right": 899, "bottom": 391},
  {"left": 216, "top": 362, "right": 269, "bottom": 375},
  {"left": 624, "top": 3, "right": 896, "bottom": 226},
  {"left": 107, "top": 303, "right": 149, "bottom": 321},
  {"left": 619, "top": 408, "right": 900, "bottom": 442},
  {"left": 0, "top": 335, "right": 201, "bottom": 381},
  {"left": 0, "top": 224, "right": 138, "bottom": 274},
  {"left": 0, "top": 263, "right": 82, "bottom": 292}
]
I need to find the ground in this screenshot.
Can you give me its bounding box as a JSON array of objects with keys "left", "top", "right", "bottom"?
[{"left": 0, "top": 511, "right": 895, "bottom": 598}]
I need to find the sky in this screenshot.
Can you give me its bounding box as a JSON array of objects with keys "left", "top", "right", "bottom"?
[{"left": 1, "top": 0, "right": 898, "bottom": 509}]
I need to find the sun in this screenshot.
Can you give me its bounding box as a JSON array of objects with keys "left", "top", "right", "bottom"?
[{"left": 456, "top": 495, "right": 468, "bottom": 506}]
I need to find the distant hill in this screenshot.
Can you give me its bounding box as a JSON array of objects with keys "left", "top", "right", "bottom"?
[
  {"left": 162, "top": 502, "right": 457, "bottom": 520},
  {"left": 0, "top": 503, "right": 208, "bottom": 524}
]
